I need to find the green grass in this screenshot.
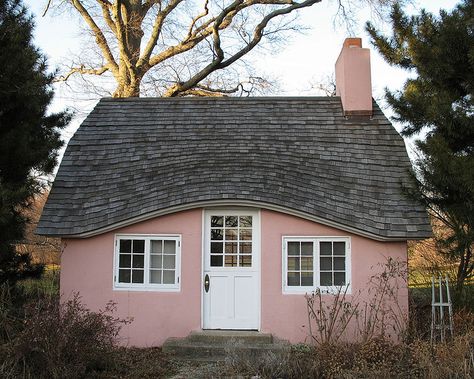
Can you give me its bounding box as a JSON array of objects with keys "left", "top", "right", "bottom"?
[{"left": 17, "top": 265, "right": 60, "bottom": 297}]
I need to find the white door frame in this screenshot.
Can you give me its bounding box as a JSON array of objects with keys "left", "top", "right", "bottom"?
[{"left": 201, "top": 208, "right": 261, "bottom": 330}]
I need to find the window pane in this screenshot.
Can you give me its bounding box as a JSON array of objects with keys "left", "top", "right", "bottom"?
[
  {"left": 288, "top": 257, "right": 300, "bottom": 270},
  {"left": 334, "top": 272, "right": 346, "bottom": 285},
  {"left": 211, "top": 255, "right": 223, "bottom": 267},
  {"left": 240, "top": 242, "right": 252, "bottom": 254},
  {"left": 301, "top": 257, "right": 313, "bottom": 270},
  {"left": 151, "top": 240, "right": 162, "bottom": 254},
  {"left": 164, "top": 240, "right": 176, "bottom": 254},
  {"left": 150, "top": 255, "right": 162, "bottom": 269},
  {"left": 239, "top": 216, "right": 252, "bottom": 227},
  {"left": 239, "top": 255, "right": 252, "bottom": 267},
  {"left": 211, "top": 216, "right": 223, "bottom": 227},
  {"left": 320, "top": 272, "right": 332, "bottom": 286},
  {"left": 225, "top": 229, "right": 238, "bottom": 240},
  {"left": 119, "top": 254, "right": 131, "bottom": 268},
  {"left": 334, "top": 257, "right": 345, "bottom": 270},
  {"left": 288, "top": 272, "right": 300, "bottom": 286},
  {"left": 132, "top": 255, "right": 144, "bottom": 268},
  {"left": 239, "top": 229, "right": 252, "bottom": 240},
  {"left": 132, "top": 270, "right": 144, "bottom": 283},
  {"left": 211, "top": 242, "right": 223, "bottom": 254},
  {"left": 288, "top": 242, "right": 299, "bottom": 256},
  {"left": 163, "top": 270, "right": 175, "bottom": 284},
  {"left": 118, "top": 269, "right": 131, "bottom": 283},
  {"left": 320, "top": 257, "right": 332, "bottom": 270},
  {"left": 333, "top": 242, "right": 345, "bottom": 256},
  {"left": 119, "top": 240, "right": 131, "bottom": 254},
  {"left": 225, "top": 242, "right": 237, "bottom": 254},
  {"left": 150, "top": 270, "right": 162, "bottom": 284},
  {"left": 301, "top": 272, "right": 313, "bottom": 286},
  {"left": 211, "top": 229, "right": 223, "bottom": 240},
  {"left": 301, "top": 242, "right": 313, "bottom": 256},
  {"left": 225, "top": 216, "right": 238, "bottom": 227},
  {"left": 225, "top": 255, "right": 238, "bottom": 267},
  {"left": 320, "top": 242, "right": 332, "bottom": 255},
  {"left": 163, "top": 255, "right": 175, "bottom": 269},
  {"left": 133, "top": 240, "right": 145, "bottom": 254}
]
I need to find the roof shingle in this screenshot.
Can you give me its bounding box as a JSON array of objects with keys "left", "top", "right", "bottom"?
[{"left": 37, "top": 97, "right": 432, "bottom": 240}]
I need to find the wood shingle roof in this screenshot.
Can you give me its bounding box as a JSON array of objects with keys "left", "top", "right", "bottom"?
[{"left": 37, "top": 97, "right": 431, "bottom": 240}]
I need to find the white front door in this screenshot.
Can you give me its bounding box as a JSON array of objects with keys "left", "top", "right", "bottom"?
[{"left": 202, "top": 210, "right": 260, "bottom": 330}]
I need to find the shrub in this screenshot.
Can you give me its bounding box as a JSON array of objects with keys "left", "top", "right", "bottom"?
[{"left": 2, "top": 293, "right": 130, "bottom": 379}]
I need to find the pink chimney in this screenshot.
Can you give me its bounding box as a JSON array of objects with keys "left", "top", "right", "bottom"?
[{"left": 335, "top": 38, "right": 372, "bottom": 117}]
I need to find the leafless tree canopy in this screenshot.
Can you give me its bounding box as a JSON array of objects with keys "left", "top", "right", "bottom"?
[
  {"left": 47, "top": 0, "right": 324, "bottom": 97},
  {"left": 46, "top": 0, "right": 402, "bottom": 98}
]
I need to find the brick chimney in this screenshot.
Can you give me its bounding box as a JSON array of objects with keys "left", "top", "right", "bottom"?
[{"left": 335, "top": 38, "right": 372, "bottom": 117}]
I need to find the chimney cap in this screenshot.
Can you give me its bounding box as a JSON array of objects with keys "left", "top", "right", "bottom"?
[{"left": 343, "top": 37, "right": 362, "bottom": 49}]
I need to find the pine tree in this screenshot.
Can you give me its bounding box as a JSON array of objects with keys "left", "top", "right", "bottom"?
[
  {"left": 0, "top": 0, "right": 69, "bottom": 285},
  {"left": 367, "top": 1, "right": 474, "bottom": 293}
]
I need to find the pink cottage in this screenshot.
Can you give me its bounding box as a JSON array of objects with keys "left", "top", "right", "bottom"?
[{"left": 37, "top": 39, "right": 430, "bottom": 347}]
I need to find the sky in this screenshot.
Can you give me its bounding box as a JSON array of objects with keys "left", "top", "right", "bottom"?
[{"left": 24, "top": 0, "right": 460, "bottom": 151}]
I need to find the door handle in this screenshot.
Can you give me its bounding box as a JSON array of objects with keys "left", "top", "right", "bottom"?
[{"left": 204, "top": 274, "right": 210, "bottom": 293}]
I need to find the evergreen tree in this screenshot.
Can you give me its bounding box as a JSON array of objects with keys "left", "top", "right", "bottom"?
[
  {"left": 0, "top": 0, "right": 69, "bottom": 285},
  {"left": 367, "top": 1, "right": 474, "bottom": 293}
]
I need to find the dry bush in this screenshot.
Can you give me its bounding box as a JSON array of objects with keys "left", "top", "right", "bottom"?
[{"left": 1, "top": 293, "right": 130, "bottom": 379}]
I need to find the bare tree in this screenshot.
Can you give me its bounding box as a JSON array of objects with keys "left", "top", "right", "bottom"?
[{"left": 45, "top": 0, "right": 399, "bottom": 98}]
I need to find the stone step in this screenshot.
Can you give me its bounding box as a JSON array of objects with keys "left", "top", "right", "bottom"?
[
  {"left": 188, "top": 330, "right": 274, "bottom": 344},
  {"left": 162, "top": 331, "right": 289, "bottom": 362}
]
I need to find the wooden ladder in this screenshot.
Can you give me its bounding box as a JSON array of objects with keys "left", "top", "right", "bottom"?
[{"left": 431, "top": 275, "right": 454, "bottom": 343}]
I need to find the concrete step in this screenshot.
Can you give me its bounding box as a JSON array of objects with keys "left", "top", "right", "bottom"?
[
  {"left": 162, "top": 331, "right": 289, "bottom": 362},
  {"left": 188, "top": 330, "right": 273, "bottom": 344}
]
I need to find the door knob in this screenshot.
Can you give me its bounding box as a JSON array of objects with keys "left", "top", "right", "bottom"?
[{"left": 204, "top": 274, "right": 210, "bottom": 293}]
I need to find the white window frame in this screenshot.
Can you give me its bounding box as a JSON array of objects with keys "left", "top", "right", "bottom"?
[
  {"left": 113, "top": 234, "right": 181, "bottom": 292},
  {"left": 282, "top": 236, "right": 351, "bottom": 294}
]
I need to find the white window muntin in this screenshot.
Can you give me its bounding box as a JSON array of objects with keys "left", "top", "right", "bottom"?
[
  {"left": 282, "top": 236, "right": 351, "bottom": 294},
  {"left": 204, "top": 209, "right": 260, "bottom": 272},
  {"left": 114, "top": 234, "right": 181, "bottom": 292}
]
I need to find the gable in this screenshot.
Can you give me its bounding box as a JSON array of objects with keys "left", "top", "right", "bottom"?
[{"left": 37, "top": 97, "right": 431, "bottom": 240}]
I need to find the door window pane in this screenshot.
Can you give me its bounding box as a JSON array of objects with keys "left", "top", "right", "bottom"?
[
  {"left": 211, "top": 255, "right": 223, "bottom": 267},
  {"left": 211, "top": 216, "right": 224, "bottom": 227},
  {"left": 239, "top": 216, "right": 252, "bottom": 227},
  {"left": 225, "top": 216, "right": 238, "bottom": 227},
  {"left": 239, "top": 255, "right": 252, "bottom": 267},
  {"left": 211, "top": 242, "right": 223, "bottom": 254}
]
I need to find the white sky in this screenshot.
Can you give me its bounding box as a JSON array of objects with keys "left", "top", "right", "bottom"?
[{"left": 24, "top": 0, "right": 460, "bottom": 152}]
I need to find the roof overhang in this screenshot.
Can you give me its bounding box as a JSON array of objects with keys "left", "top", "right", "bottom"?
[{"left": 48, "top": 200, "right": 430, "bottom": 242}]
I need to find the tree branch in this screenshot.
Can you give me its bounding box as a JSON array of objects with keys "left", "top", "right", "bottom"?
[
  {"left": 137, "top": 0, "right": 184, "bottom": 70},
  {"left": 54, "top": 65, "right": 110, "bottom": 82},
  {"left": 164, "top": 0, "right": 321, "bottom": 96},
  {"left": 71, "top": 0, "right": 119, "bottom": 76}
]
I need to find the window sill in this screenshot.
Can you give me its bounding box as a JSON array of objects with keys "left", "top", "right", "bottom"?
[
  {"left": 283, "top": 285, "right": 351, "bottom": 295},
  {"left": 113, "top": 285, "right": 181, "bottom": 292}
]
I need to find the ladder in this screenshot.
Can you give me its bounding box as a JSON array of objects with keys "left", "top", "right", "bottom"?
[{"left": 431, "top": 275, "right": 454, "bottom": 343}]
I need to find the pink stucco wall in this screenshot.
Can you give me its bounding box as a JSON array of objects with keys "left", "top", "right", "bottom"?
[{"left": 61, "top": 207, "right": 407, "bottom": 346}]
